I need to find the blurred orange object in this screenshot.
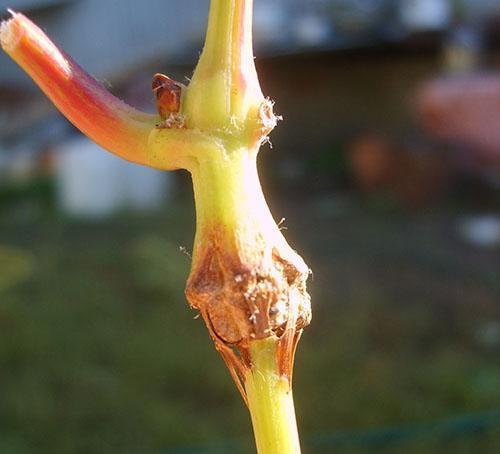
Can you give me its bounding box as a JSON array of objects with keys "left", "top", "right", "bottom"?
[
  {"left": 417, "top": 73, "right": 500, "bottom": 168},
  {"left": 349, "top": 134, "right": 450, "bottom": 210}
]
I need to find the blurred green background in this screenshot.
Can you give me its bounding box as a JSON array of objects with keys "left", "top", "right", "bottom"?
[
  {"left": 1, "top": 198, "right": 499, "bottom": 453},
  {"left": 1, "top": 0, "right": 500, "bottom": 453}
]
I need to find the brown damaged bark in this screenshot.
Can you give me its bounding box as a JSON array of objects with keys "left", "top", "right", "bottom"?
[{"left": 185, "top": 222, "right": 311, "bottom": 400}]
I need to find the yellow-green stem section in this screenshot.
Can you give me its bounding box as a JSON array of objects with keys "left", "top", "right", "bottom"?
[
  {"left": 246, "top": 338, "right": 301, "bottom": 454},
  {"left": 189, "top": 146, "right": 286, "bottom": 264},
  {"left": 183, "top": 0, "right": 263, "bottom": 130}
]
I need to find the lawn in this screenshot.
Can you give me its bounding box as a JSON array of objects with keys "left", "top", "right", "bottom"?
[{"left": 0, "top": 195, "right": 499, "bottom": 453}]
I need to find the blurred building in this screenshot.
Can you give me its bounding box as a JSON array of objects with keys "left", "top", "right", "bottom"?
[{"left": 1, "top": 0, "right": 500, "bottom": 216}]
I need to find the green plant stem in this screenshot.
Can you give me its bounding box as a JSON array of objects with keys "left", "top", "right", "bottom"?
[
  {"left": 2, "top": 3, "right": 310, "bottom": 453},
  {"left": 184, "top": 0, "right": 263, "bottom": 130},
  {"left": 246, "top": 338, "right": 301, "bottom": 454}
]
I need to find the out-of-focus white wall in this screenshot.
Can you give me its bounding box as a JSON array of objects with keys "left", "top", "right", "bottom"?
[
  {"left": 55, "top": 136, "right": 172, "bottom": 218},
  {"left": 0, "top": 0, "right": 208, "bottom": 84}
]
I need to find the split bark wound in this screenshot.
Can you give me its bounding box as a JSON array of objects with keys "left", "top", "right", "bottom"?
[{"left": 185, "top": 223, "right": 311, "bottom": 401}]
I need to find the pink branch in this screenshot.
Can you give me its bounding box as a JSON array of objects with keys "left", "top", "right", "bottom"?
[{"left": 1, "top": 11, "right": 158, "bottom": 165}]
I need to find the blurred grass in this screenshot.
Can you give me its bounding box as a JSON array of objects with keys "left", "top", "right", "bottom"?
[{"left": 0, "top": 197, "right": 499, "bottom": 453}]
